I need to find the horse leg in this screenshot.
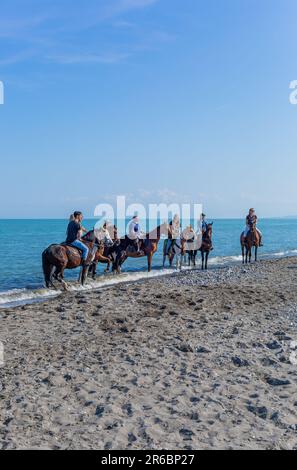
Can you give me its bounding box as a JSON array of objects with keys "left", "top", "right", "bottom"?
[
  {"left": 242, "top": 244, "right": 245, "bottom": 264},
  {"left": 99, "top": 256, "right": 111, "bottom": 273},
  {"left": 81, "top": 264, "right": 89, "bottom": 286},
  {"left": 55, "top": 266, "right": 69, "bottom": 291},
  {"left": 46, "top": 265, "right": 55, "bottom": 288},
  {"left": 91, "top": 261, "right": 99, "bottom": 279},
  {"left": 42, "top": 251, "right": 55, "bottom": 288},
  {"left": 201, "top": 251, "right": 205, "bottom": 270},
  {"left": 255, "top": 246, "right": 258, "bottom": 263},
  {"left": 87, "top": 262, "right": 95, "bottom": 279},
  {"left": 105, "top": 259, "right": 111, "bottom": 273},
  {"left": 205, "top": 252, "right": 209, "bottom": 270},
  {"left": 147, "top": 253, "right": 153, "bottom": 272},
  {"left": 193, "top": 251, "right": 197, "bottom": 267}
]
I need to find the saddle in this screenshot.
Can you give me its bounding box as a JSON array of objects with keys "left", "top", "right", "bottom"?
[{"left": 61, "top": 242, "right": 84, "bottom": 255}]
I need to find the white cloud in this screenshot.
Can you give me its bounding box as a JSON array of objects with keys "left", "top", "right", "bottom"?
[
  {"left": 0, "top": 0, "right": 165, "bottom": 68},
  {"left": 47, "top": 52, "right": 130, "bottom": 65}
]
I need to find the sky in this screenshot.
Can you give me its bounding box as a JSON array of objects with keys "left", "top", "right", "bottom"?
[{"left": 0, "top": 0, "right": 297, "bottom": 219}]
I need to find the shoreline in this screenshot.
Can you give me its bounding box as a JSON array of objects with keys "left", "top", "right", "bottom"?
[
  {"left": 0, "top": 257, "right": 297, "bottom": 449},
  {"left": 1, "top": 251, "right": 297, "bottom": 309}
]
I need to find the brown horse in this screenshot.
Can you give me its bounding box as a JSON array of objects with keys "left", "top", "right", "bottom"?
[
  {"left": 83, "top": 227, "right": 118, "bottom": 279},
  {"left": 115, "top": 223, "right": 169, "bottom": 273},
  {"left": 199, "top": 223, "right": 213, "bottom": 270},
  {"left": 241, "top": 223, "right": 260, "bottom": 264},
  {"left": 42, "top": 240, "right": 95, "bottom": 289}
]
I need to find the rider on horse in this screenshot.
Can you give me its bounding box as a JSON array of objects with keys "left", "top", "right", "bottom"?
[
  {"left": 128, "top": 215, "right": 143, "bottom": 255},
  {"left": 66, "top": 211, "right": 89, "bottom": 265},
  {"left": 243, "top": 208, "right": 263, "bottom": 246},
  {"left": 201, "top": 213, "right": 208, "bottom": 234},
  {"left": 201, "top": 213, "right": 213, "bottom": 250},
  {"left": 95, "top": 221, "right": 114, "bottom": 247},
  {"left": 182, "top": 224, "right": 196, "bottom": 245},
  {"left": 167, "top": 214, "right": 181, "bottom": 254}
]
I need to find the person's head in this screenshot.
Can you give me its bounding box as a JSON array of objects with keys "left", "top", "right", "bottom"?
[
  {"left": 73, "top": 211, "right": 83, "bottom": 222},
  {"left": 202, "top": 213, "right": 206, "bottom": 220},
  {"left": 69, "top": 214, "right": 75, "bottom": 221},
  {"left": 173, "top": 214, "right": 180, "bottom": 225},
  {"left": 249, "top": 208, "right": 255, "bottom": 216}
]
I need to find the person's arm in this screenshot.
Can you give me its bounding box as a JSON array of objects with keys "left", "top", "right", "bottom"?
[{"left": 81, "top": 225, "right": 87, "bottom": 233}]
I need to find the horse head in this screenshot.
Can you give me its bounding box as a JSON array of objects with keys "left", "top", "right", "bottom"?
[
  {"left": 206, "top": 222, "right": 213, "bottom": 238},
  {"left": 249, "top": 222, "right": 257, "bottom": 233}
]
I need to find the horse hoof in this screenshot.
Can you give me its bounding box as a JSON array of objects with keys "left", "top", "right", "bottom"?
[{"left": 61, "top": 281, "right": 69, "bottom": 291}]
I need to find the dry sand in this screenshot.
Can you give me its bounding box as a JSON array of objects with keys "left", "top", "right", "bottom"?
[{"left": 0, "top": 257, "right": 297, "bottom": 450}]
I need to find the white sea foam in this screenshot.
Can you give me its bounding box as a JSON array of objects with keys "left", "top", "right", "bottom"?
[
  {"left": 1, "top": 248, "right": 297, "bottom": 308},
  {"left": 0, "top": 288, "right": 61, "bottom": 307}
]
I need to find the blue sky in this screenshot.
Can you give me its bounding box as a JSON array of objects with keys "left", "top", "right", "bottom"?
[{"left": 0, "top": 0, "right": 296, "bottom": 218}]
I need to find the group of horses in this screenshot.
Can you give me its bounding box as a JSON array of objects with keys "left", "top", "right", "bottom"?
[{"left": 42, "top": 221, "right": 260, "bottom": 290}]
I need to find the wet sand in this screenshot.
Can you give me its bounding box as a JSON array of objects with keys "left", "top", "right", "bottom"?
[{"left": 0, "top": 257, "right": 297, "bottom": 450}]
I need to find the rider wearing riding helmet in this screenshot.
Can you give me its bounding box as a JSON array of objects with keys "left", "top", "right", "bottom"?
[
  {"left": 66, "top": 211, "right": 89, "bottom": 264},
  {"left": 244, "top": 208, "right": 263, "bottom": 246}
]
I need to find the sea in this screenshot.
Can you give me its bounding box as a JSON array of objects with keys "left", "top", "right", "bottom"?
[{"left": 0, "top": 218, "right": 296, "bottom": 308}]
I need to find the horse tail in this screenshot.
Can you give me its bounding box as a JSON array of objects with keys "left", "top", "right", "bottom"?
[{"left": 42, "top": 248, "right": 54, "bottom": 288}]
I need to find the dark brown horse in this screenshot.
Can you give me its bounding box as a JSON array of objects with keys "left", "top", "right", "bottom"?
[
  {"left": 115, "top": 223, "right": 169, "bottom": 273},
  {"left": 241, "top": 223, "right": 260, "bottom": 264},
  {"left": 83, "top": 227, "right": 119, "bottom": 279},
  {"left": 42, "top": 240, "right": 95, "bottom": 289},
  {"left": 199, "top": 223, "right": 213, "bottom": 270}
]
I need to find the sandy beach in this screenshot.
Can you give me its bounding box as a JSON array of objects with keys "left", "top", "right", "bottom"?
[{"left": 0, "top": 257, "right": 297, "bottom": 450}]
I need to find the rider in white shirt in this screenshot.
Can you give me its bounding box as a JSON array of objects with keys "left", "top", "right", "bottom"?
[
  {"left": 95, "top": 222, "right": 113, "bottom": 246},
  {"left": 128, "top": 216, "right": 143, "bottom": 254}
]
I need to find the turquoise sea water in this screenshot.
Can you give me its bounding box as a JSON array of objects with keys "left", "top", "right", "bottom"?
[{"left": 0, "top": 218, "right": 296, "bottom": 307}]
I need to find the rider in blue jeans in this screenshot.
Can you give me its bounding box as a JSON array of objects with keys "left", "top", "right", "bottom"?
[{"left": 66, "top": 211, "right": 89, "bottom": 264}]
